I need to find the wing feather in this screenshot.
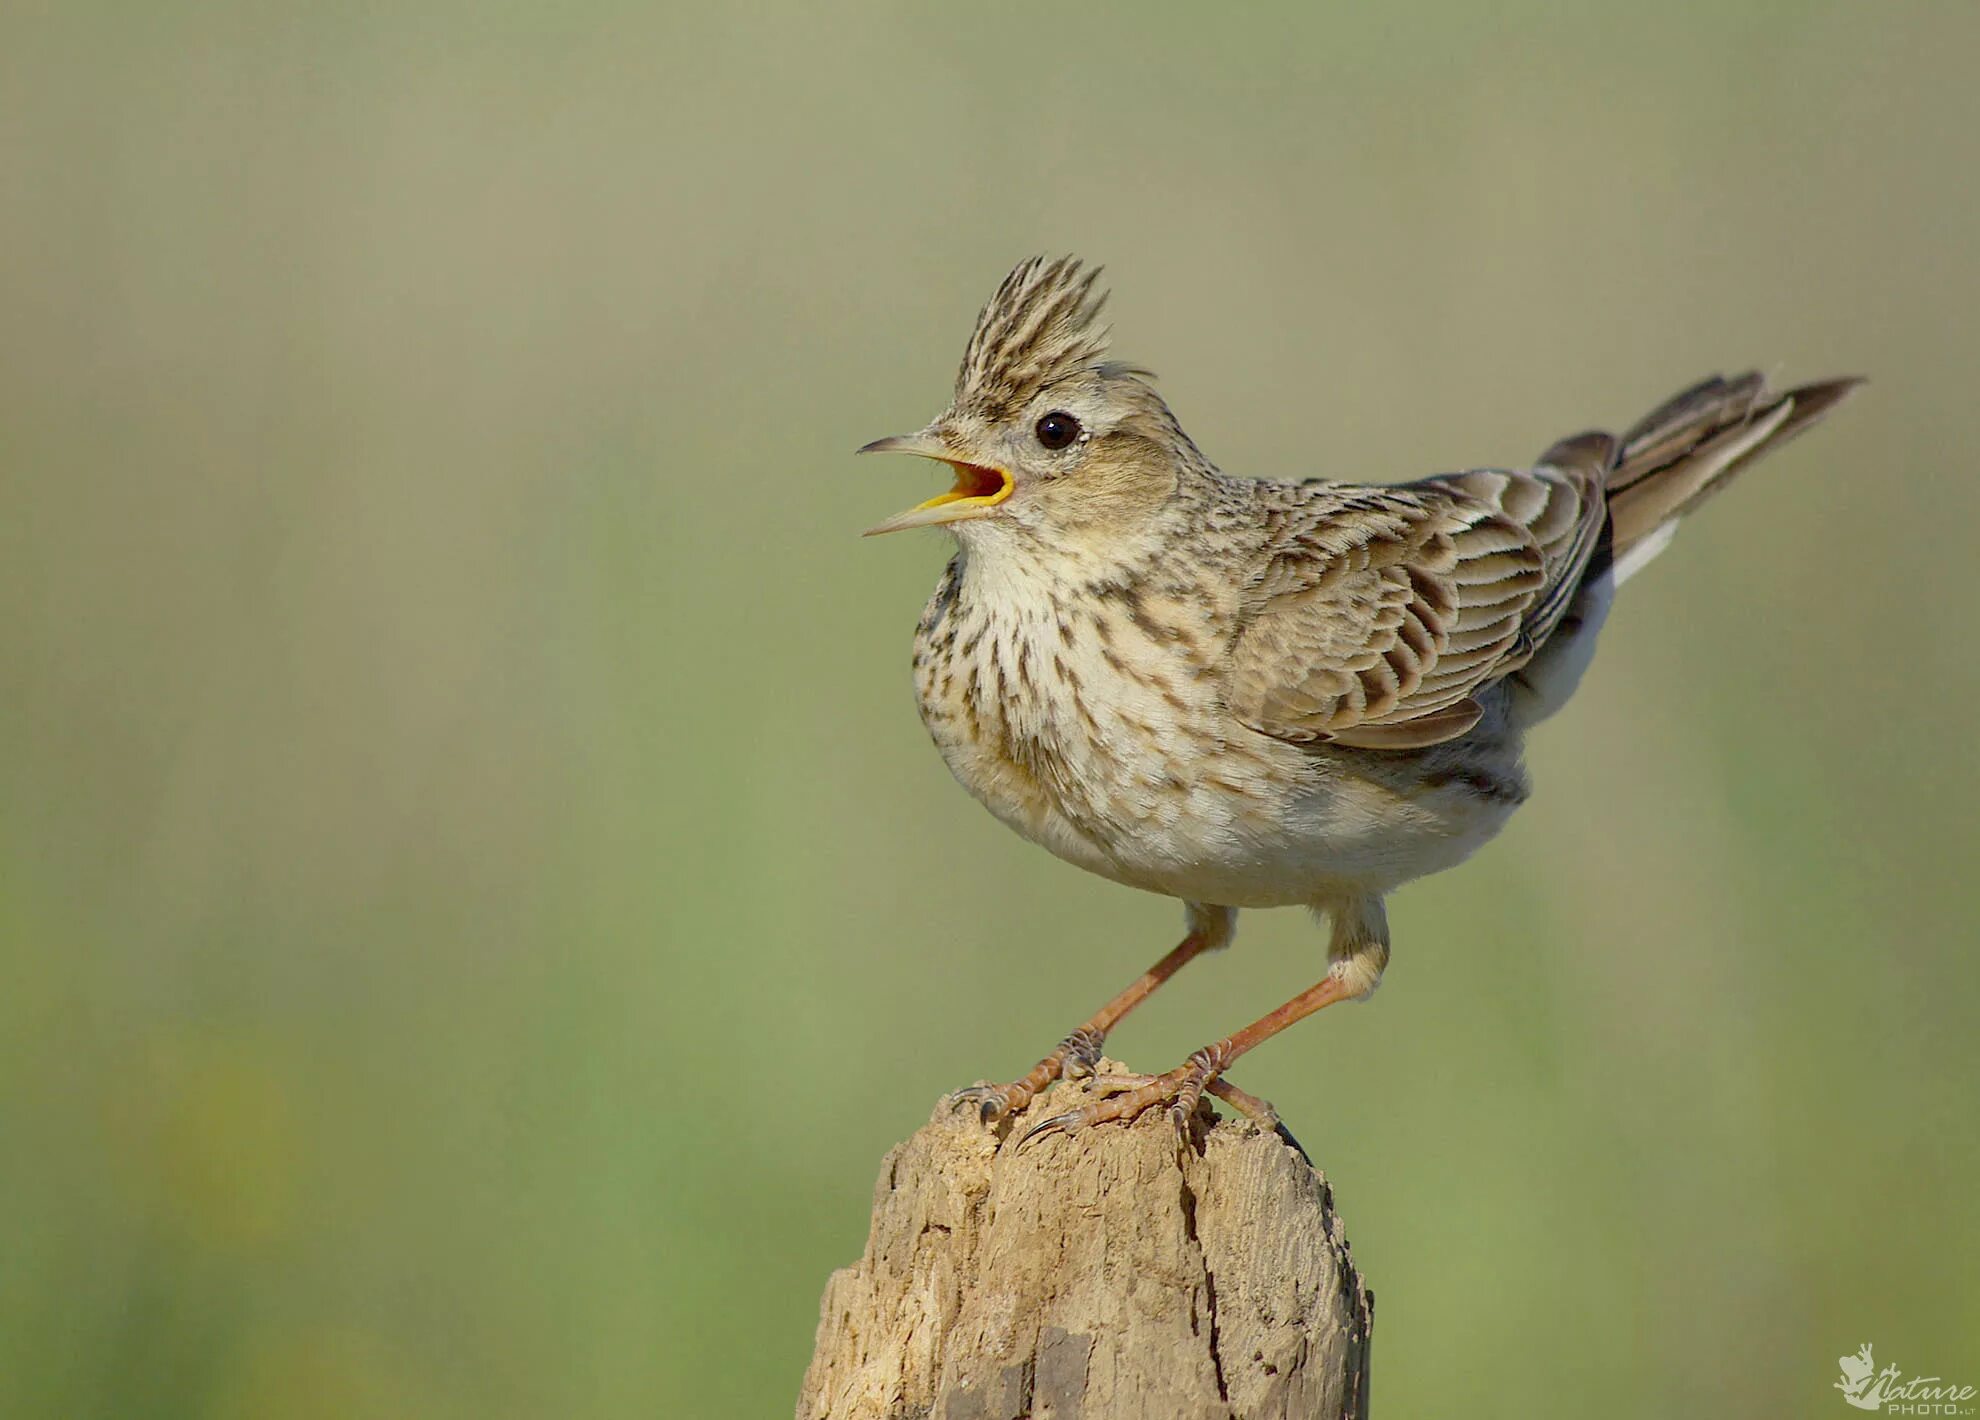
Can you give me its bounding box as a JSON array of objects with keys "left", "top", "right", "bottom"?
[{"left": 1226, "top": 466, "right": 1607, "bottom": 749}]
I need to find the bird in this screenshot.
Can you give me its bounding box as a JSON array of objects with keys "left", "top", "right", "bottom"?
[{"left": 859, "top": 255, "right": 1860, "bottom": 1152}]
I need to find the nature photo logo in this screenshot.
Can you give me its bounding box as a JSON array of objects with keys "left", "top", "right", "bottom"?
[{"left": 1836, "top": 1344, "right": 1976, "bottom": 1414}]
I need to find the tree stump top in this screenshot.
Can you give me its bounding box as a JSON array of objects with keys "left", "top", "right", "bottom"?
[{"left": 799, "top": 1064, "right": 1373, "bottom": 1420}]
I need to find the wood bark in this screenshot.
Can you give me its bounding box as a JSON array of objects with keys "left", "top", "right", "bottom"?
[{"left": 798, "top": 1064, "right": 1372, "bottom": 1419}]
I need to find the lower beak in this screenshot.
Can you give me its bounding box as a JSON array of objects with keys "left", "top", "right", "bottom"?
[{"left": 858, "top": 430, "right": 1014, "bottom": 536}]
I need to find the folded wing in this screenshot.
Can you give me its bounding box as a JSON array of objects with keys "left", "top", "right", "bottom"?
[{"left": 1225, "top": 456, "right": 1607, "bottom": 751}]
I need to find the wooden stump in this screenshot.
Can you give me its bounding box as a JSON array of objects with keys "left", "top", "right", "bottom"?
[{"left": 798, "top": 1064, "right": 1373, "bottom": 1419}]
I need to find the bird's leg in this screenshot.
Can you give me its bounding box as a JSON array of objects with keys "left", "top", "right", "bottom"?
[
  {"left": 952, "top": 903, "right": 1234, "bottom": 1126},
  {"left": 1021, "top": 897, "right": 1390, "bottom": 1155}
]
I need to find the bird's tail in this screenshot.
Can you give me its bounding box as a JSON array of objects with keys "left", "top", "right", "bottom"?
[{"left": 1590, "top": 372, "right": 1862, "bottom": 583}]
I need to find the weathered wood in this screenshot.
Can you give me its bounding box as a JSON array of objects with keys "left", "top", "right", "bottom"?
[{"left": 799, "top": 1064, "right": 1372, "bottom": 1419}]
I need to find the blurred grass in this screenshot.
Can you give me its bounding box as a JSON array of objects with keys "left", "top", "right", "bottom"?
[{"left": 2, "top": 3, "right": 1977, "bottom": 1416}]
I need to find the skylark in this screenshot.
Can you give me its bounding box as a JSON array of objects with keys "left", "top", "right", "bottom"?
[{"left": 861, "top": 256, "right": 1858, "bottom": 1149}]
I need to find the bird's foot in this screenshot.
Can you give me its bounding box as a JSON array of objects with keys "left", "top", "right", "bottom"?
[
  {"left": 948, "top": 1026, "right": 1106, "bottom": 1126},
  {"left": 1018, "top": 1043, "right": 1278, "bottom": 1160}
]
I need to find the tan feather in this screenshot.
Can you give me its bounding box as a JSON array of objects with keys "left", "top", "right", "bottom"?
[
  {"left": 1226, "top": 372, "right": 1860, "bottom": 752},
  {"left": 1327, "top": 700, "right": 1484, "bottom": 749},
  {"left": 1606, "top": 373, "right": 1865, "bottom": 554},
  {"left": 952, "top": 256, "right": 1114, "bottom": 421},
  {"left": 1226, "top": 490, "right": 1549, "bottom": 746}
]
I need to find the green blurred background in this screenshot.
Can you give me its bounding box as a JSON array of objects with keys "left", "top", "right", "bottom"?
[{"left": 3, "top": 4, "right": 1976, "bottom": 1416}]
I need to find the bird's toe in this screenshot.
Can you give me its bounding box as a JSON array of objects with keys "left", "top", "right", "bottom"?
[{"left": 946, "top": 1084, "right": 1016, "bottom": 1125}]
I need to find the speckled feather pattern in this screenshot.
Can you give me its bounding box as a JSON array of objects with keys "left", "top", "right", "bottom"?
[
  {"left": 910, "top": 470, "right": 1540, "bottom": 915},
  {"left": 881, "top": 256, "right": 1859, "bottom": 1004}
]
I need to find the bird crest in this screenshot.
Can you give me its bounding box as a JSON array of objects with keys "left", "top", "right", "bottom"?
[{"left": 953, "top": 256, "right": 1113, "bottom": 420}]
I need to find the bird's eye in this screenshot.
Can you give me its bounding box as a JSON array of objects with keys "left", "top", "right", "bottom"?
[{"left": 1034, "top": 411, "right": 1082, "bottom": 451}]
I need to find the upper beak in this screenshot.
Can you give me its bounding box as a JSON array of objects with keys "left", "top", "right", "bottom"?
[{"left": 857, "top": 428, "right": 1014, "bottom": 537}]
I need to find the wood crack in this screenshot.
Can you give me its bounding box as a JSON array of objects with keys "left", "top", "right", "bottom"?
[{"left": 798, "top": 1064, "right": 1371, "bottom": 1418}]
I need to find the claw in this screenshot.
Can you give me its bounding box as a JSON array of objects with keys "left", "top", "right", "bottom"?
[
  {"left": 1166, "top": 1097, "right": 1195, "bottom": 1143},
  {"left": 1166, "top": 1085, "right": 1211, "bottom": 1162},
  {"left": 1272, "top": 1121, "right": 1313, "bottom": 1166},
  {"left": 947, "top": 1084, "right": 1016, "bottom": 1125},
  {"left": 1170, "top": 1118, "right": 1196, "bottom": 1167},
  {"left": 1007, "top": 1047, "right": 1245, "bottom": 1161},
  {"left": 948, "top": 1026, "right": 1111, "bottom": 1130},
  {"left": 1016, "top": 1110, "right": 1082, "bottom": 1150}
]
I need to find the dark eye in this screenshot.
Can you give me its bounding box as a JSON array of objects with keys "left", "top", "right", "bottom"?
[{"left": 1034, "top": 411, "right": 1081, "bottom": 450}]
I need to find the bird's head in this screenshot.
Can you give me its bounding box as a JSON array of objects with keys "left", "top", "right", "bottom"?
[{"left": 861, "top": 257, "right": 1199, "bottom": 550}]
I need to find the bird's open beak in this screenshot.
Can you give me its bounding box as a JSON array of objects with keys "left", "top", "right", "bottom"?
[{"left": 857, "top": 429, "right": 1014, "bottom": 536}]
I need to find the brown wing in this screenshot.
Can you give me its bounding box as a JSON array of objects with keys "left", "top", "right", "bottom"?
[
  {"left": 1426, "top": 439, "right": 1612, "bottom": 654},
  {"left": 1226, "top": 457, "right": 1608, "bottom": 751}
]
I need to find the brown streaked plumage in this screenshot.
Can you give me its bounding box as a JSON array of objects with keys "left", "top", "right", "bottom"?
[{"left": 861, "top": 255, "right": 1861, "bottom": 1151}]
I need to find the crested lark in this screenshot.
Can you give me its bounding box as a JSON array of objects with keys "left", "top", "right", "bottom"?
[{"left": 861, "top": 256, "right": 1859, "bottom": 1149}]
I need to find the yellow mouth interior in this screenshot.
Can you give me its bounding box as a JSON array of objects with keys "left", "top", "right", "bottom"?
[{"left": 912, "top": 461, "right": 1013, "bottom": 513}]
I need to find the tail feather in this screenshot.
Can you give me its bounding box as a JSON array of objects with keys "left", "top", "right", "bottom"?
[
  {"left": 1600, "top": 371, "right": 1864, "bottom": 562},
  {"left": 1611, "top": 371, "right": 1767, "bottom": 488},
  {"left": 1510, "top": 370, "right": 1859, "bottom": 724}
]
